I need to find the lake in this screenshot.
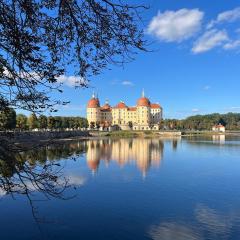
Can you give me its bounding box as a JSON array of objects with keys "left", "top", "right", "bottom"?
[{"left": 1, "top": 136, "right": 240, "bottom": 240}]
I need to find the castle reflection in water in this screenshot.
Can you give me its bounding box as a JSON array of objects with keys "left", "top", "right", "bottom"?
[
  {"left": 14, "top": 136, "right": 229, "bottom": 178},
  {"left": 15, "top": 138, "right": 181, "bottom": 178},
  {"left": 17, "top": 135, "right": 229, "bottom": 178},
  {"left": 86, "top": 139, "right": 166, "bottom": 176}
]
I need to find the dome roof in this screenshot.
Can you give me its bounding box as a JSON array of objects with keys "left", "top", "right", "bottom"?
[
  {"left": 87, "top": 160, "right": 100, "bottom": 171},
  {"left": 115, "top": 101, "right": 127, "bottom": 109},
  {"left": 101, "top": 103, "right": 111, "bottom": 110},
  {"left": 87, "top": 97, "right": 100, "bottom": 108},
  {"left": 137, "top": 97, "right": 150, "bottom": 107}
]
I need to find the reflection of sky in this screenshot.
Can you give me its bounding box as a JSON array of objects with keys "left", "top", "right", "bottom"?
[
  {"left": 1, "top": 137, "right": 240, "bottom": 239},
  {"left": 149, "top": 222, "right": 201, "bottom": 240},
  {"left": 0, "top": 188, "right": 6, "bottom": 197},
  {"left": 149, "top": 204, "right": 240, "bottom": 240},
  {"left": 0, "top": 173, "right": 86, "bottom": 198}
]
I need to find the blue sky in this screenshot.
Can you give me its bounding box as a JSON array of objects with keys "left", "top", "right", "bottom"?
[{"left": 23, "top": 0, "right": 240, "bottom": 119}]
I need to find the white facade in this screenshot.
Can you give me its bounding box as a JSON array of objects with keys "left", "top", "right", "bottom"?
[{"left": 212, "top": 124, "right": 226, "bottom": 132}]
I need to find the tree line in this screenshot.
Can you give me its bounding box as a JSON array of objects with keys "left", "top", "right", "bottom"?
[
  {"left": 162, "top": 113, "right": 240, "bottom": 131},
  {"left": 0, "top": 108, "right": 88, "bottom": 131},
  {"left": 2, "top": 109, "right": 240, "bottom": 131}
]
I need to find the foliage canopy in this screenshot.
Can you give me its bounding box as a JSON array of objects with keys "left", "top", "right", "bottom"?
[{"left": 0, "top": 0, "right": 147, "bottom": 112}]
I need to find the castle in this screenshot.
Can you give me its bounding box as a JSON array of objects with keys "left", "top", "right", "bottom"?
[{"left": 87, "top": 90, "right": 163, "bottom": 130}]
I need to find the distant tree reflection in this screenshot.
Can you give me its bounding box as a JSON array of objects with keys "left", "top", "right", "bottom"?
[{"left": 0, "top": 138, "right": 87, "bottom": 224}]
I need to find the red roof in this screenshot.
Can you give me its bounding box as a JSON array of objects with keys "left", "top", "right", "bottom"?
[
  {"left": 101, "top": 103, "right": 111, "bottom": 110},
  {"left": 114, "top": 102, "right": 128, "bottom": 109},
  {"left": 151, "top": 103, "right": 161, "bottom": 109},
  {"left": 213, "top": 124, "right": 225, "bottom": 128},
  {"left": 137, "top": 97, "right": 150, "bottom": 107},
  {"left": 87, "top": 98, "right": 100, "bottom": 108},
  {"left": 128, "top": 107, "right": 137, "bottom": 111}
]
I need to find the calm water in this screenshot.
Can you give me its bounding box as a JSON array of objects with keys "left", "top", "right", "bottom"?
[{"left": 1, "top": 136, "right": 240, "bottom": 240}]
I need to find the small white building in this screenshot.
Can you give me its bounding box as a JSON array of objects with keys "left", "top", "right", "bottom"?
[{"left": 212, "top": 124, "right": 225, "bottom": 132}]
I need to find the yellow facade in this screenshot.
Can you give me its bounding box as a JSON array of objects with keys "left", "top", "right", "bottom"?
[
  {"left": 87, "top": 92, "right": 163, "bottom": 130},
  {"left": 86, "top": 139, "right": 164, "bottom": 175}
]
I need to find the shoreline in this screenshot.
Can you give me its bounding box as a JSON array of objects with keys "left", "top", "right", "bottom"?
[{"left": 1, "top": 130, "right": 240, "bottom": 148}]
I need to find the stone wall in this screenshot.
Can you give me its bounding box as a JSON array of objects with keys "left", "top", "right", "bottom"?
[
  {"left": 157, "top": 131, "right": 182, "bottom": 136},
  {"left": 0, "top": 130, "right": 90, "bottom": 142}
]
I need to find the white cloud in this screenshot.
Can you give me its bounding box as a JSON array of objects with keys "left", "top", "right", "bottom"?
[
  {"left": 203, "top": 7, "right": 240, "bottom": 52},
  {"left": 217, "top": 7, "right": 240, "bottom": 22},
  {"left": 208, "top": 7, "right": 240, "bottom": 29},
  {"left": 147, "top": 9, "right": 204, "bottom": 42},
  {"left": 223, "top": 106, "right": 240, "bottom": 113},
  {"left": 57, "top": 75, "right": 88, "bottom": 87},
  {"left": 146, "top": 7, "right": 240, "bottom": 54},
  {"left": 204, "top": 85, "right": 211, "bottom": 90},
  {"left": 223, "top": 40, "right": 240, "bottom": 50},
  {"left": 60, "top": 104, "right": 85, "bottom": 112},
  {"left": 121, "top": 81, "right": 134, "bottom": 86},
  {"left": 3, "top": 70, "right": 89, "bottom": 89},
  {"left": 230, "top": 106, "right": 240, "bottom": 110},
  {"left": 192, "top": 108, "right": 200, "bottom": 113},
  {"left": 110, "top": 80, "right": 134, "bottom": 86},
  {"left": 192, "top": 29, "right": 229, "bottom": 53}
]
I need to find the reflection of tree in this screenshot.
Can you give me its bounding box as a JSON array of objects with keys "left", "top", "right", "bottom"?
[
  {"left": 0, "top": 139, "right": 87, "bottom": 225},
  {"left": 172, "top": 140, "right": 178, "bottom": 150}
]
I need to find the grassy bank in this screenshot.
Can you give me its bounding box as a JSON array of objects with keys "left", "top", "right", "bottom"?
[
  {"left": 92, "top": 130, "right": 240, "bottom": 138},
  {"left": 98, "top": 130, "right": 157, "bottom": 138},
  {"left": 182, "top": 130, "right": 240, "bottom": 136},
  {"left": 101, "top": 130, "right": 180, "bottom": 138}
]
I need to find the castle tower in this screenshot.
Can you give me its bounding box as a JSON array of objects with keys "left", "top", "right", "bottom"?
[
  {"left": 136, "top": 90, "right": 151, "bottom": 130},
  {"left": 87, "top": 92, "right": 101, "bottom": 128}
]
